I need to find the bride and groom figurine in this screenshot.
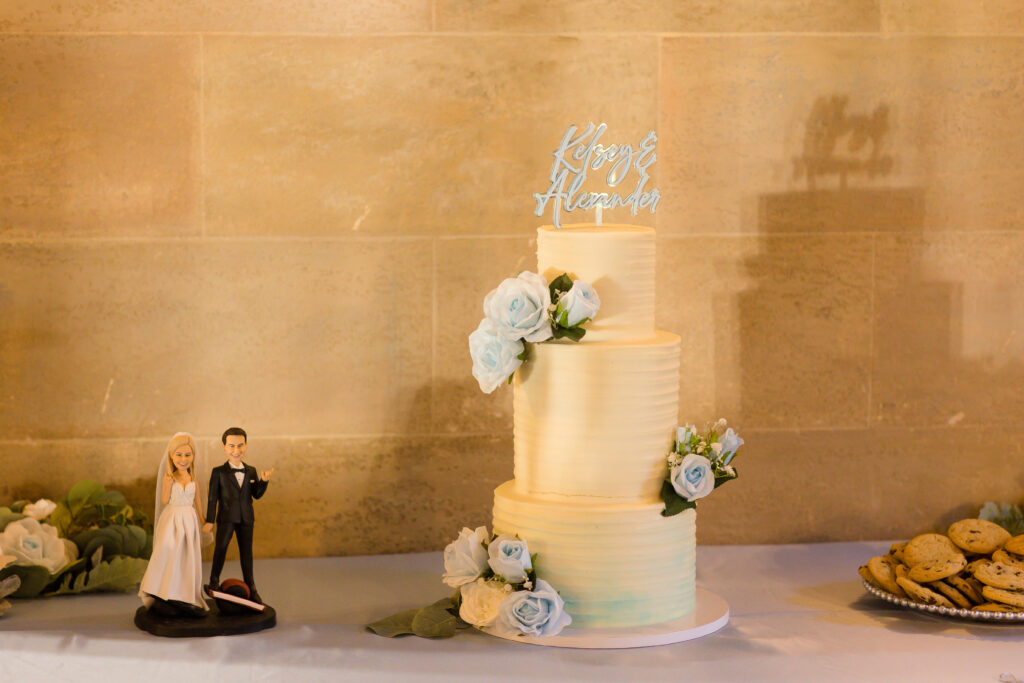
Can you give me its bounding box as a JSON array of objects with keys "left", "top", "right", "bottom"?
[{"left": 138, "top": 427, "right": 273, "bottom": 618}]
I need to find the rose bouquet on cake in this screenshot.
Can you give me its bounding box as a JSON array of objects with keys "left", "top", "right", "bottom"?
[
  {"left": 661, "top": 419, "right": 743, "bottom": 517},
  {"left": 469, "top": 271, "right": 600, "bottom": 393},
  {"left": 367, "top": 527, "right": 571, "bottom": 639},
  {"left": 0, "top": 480, "right": 153, "bottom": 612}
]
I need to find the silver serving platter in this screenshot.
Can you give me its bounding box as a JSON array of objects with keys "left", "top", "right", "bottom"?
[{"left": 861, "top": 579, "right": 1024, "bottom": 622}]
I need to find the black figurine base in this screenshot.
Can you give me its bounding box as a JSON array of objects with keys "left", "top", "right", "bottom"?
[{"left": 134, "top": 600, "right": 276, "bottom": 637}]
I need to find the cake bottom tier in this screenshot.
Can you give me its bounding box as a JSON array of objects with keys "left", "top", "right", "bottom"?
[{"left": 492, "top": 480, "right": 695, "bottom": 628}]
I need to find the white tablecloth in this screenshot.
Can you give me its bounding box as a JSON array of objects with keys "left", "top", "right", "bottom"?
[{"left": 2, "top": 541, "right": 1023, "bottom": 681}]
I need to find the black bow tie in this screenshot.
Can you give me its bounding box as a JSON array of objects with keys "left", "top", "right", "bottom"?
[{"left": 230, "top": 467, "right": 245, "bottom": 472}]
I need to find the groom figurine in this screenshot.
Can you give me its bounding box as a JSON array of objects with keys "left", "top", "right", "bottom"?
[{"left": 203, "top": 427, "right": 273, "bottom": 604}]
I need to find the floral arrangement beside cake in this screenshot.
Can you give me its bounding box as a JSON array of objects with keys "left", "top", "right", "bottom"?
[
  {"left": 369, "top": 223, "right": 743, "bottom": 642},
  {"left": 0, "top": 480, "right": 153, "bottom": 617}
]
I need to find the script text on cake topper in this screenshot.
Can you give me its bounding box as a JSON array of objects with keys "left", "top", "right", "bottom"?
[{"left": 533, "top": 123, "right": 660, "bottom": 228}]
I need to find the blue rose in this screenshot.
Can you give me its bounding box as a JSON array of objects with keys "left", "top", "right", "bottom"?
[
  {"left": 487, "top": 535, "right": 532, "bottom": 583},
  {"left": 554, "top": 280, "right": 601, "bottom": 328},
  {"left": 670, "top": 453, "right": 715, "bottom": 502},
  {"left": 469, "top": 318, "right": 525, "bottom": 394},
  {"left": 483, "top": 271, "right": 553, "bottom": 343},
  {"left": 719, "top": 428, "right": 744, "bottom": 464},
  {"left": 495, "top": 579, "right": 571, "bottom": 637},
  {"left": 675, "top": 424, "right": 696, "bottom": 453}
]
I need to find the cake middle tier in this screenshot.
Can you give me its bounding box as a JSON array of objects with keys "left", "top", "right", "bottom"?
[{"left": 513, "top": 330, "right": 680, "bottom": 502}]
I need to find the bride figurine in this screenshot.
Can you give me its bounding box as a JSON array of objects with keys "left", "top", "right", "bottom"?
[{"left": 139, "top": 432, "right": 211, "bottom": 617}]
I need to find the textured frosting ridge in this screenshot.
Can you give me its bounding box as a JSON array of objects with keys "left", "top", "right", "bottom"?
[
  {"left": 537, "top": 224, "right": 654, "bottom": 343},
  {"left": 513, "top": 331, "right": 680, "bottom": 501},
  {"left": 493, "top": 482, "right": 696, "bottom": 628}
]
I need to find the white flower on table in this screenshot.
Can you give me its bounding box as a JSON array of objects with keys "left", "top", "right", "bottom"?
[
  {"left": 0, "top": 517, "right": 71, "bottom": 574},
  {"left": 442, "top": 526, "right": 490, "bottom": 588},
  {"left": 21, "top": 499, "right": 57, "bottom": 521},
  {"left": 458, "top": 578, "right": 509, "bottom": 627},
  {"left": 482, "top": 271, "right": 553, "bottom": 343}
]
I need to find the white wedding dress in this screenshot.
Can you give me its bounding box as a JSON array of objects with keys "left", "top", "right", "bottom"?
[{"left": 139, "top": 481, "right": 208, "bottom": 610}]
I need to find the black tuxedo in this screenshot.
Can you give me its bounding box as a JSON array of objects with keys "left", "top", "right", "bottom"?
[{"left": 207, "top": 462, "right": 268, "bottom": 590}]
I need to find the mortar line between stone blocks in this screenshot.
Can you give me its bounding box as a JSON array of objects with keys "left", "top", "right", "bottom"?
[
  {"left": 5, "top": 30, "right": 1022, "bottom": 38},
  {"left": 866, "top": 232, "right": 877, "bottom": 428},
  {"left": 430, "top": 236, "right": 438, "bottom": 430},
  {"left": 199, "top": 33, "right": 206, "bottom": 239}
]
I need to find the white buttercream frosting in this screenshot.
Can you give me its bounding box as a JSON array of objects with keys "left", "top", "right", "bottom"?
[
  {"left": 492, "top": 223, "right": 693, "bottom": 629},
  {"left": 537, "top": 224, "right": 654, "bottom": 342},
  {"left": 493, "top": 481, "right": 695, "bottom": 628},
  {"left": 513, "top": 331, "right": 680, "bottom": 502}
]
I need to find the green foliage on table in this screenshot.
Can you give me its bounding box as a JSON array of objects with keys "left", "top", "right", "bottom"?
[
  {"left": 44, "top": 556, "right": 149, "bottom": 596},
  {"left": 0, "top": 480, "right": 154, "bottom": 599},
  {"left": 367, "top": 595, "right": 467, "bottom": 639}
]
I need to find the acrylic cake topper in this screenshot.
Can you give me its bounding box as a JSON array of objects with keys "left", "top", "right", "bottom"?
[{"left": 533, "top": 123, "right": 660, "bottom": 229}]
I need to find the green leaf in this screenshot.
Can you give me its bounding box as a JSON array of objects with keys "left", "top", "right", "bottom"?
[
  {"left": 47, "top": 502, "right": 72, "bottom": 536},
  {"left": 660, "top": 480, "right": 697, "bottom": 517},
  {"left": 548, "top": 273, "right": 574, "bottom": 302},
  {"left": 714, "top": 469, "right": 739, "bottom": 489},
  {"left": 0, "top": 564, "right": 53, "bottom": 598},
  {"left": 67, "top": 481, "right": 105, "bottom": 516},
  {"left": 10, "top": 500, "right": 28, "bottom": 513},
  {"left": 125, "top": 525, "right": 147, "bottom": 558},
  {"left": 411, "top": 600, "right": 459, "bottom": 638},
  {"left": 43, "top": 556, "right": 148, "bottom": 595},
  {"left": 0, "top": 507, "right": 25, "bottom": 532},
  {"left": 559, "top": 326, "right": 586, "bottom": 343},
  {"left": 366, "top": 608, "right": 419, "bottom": 637}
]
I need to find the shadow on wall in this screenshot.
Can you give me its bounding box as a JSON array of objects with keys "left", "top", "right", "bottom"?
[{"left": 722, "top": 94, "right": 1024, "bottom": 541}]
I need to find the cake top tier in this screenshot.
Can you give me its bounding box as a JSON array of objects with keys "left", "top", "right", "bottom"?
[{"left": 537, "top": 224, "right": 655, "bottom": 342}]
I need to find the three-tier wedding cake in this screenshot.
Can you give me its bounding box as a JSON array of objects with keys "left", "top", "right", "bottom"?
[{"left": 491, "top": 223, "right": 694, "bottom": 628}]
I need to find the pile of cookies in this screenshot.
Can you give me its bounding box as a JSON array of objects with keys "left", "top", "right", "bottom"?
[{"left": 860, "top": 518, "right": 1024, "bottom": 613}]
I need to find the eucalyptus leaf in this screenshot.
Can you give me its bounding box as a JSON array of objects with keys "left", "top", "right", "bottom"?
[
  {"left": 47, "top": 502, "right": 72, "bottom": 536},
  {"left": 0, "top": 507, "right": 25, "bottom": 533},
  {"left": 67, "top": 480, "right": 105, "bottom": 516},
  {"left": 366, "top": 608, "right": 419, "bottom": 637},
  {"left": 44, "top": 556, "right": 148, "bottom": 595},
  {"left": 0, "top": 564, "right": 53, "bottom": 598},
  {"left": 126, "top": 525, "right": 147, "bottom": 557},
  {"left": 411, "top": 601, "right": 459, "bottom": 638}
]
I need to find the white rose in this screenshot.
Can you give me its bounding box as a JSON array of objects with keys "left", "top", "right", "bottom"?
[
  {"left": 0, "top": 517, "right": 70, "bottom": 574},
  {"left": 482, "top": 272, "right": 553, "bottom": 343},
  {"left": 442, "top": 526, "right": 490, "bottom": 587},
  {"left": 487, "top": 535, "right": 532, "bottom": 583},
  {"left": 670, "top": 453, "right": 715, "bottom": 502},
  {"left": 554, "top": 280, "right": 601, "bottom": 328},
  {"left": 22, "top": 499, "right": 57, "bottom": 521},
  {"left": 458, "top": 578, "right": 509, "bottom": 627},
  {"left": 469, "top": 318, "right": 525, "bottom": 394}
]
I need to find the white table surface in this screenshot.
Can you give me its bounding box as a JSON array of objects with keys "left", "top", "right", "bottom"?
[{"left": 2, "top": 541, "right": 1024, "bottom": 682}]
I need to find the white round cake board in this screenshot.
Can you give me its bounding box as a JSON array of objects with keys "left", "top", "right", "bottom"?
[{"left": 481, "top": 588, "right": 729, "bottom": 649}]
